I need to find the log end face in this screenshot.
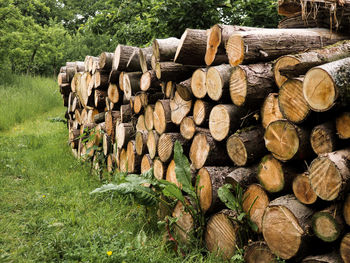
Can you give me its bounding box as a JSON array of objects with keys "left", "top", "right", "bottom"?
[
  {"left": 205, "top": 25, "right": 221, "bottom": 66},
  {"left": 207, "top": 67, "right": 223, "bottom": 101},
  {"left": 180, "top": 117, "right": 196, "bottom": 140},
  {"left": 140, "top": 71, "right": 151, "bottom": 91},
  {"left": 344, "top": 194, "right": 350, "bottom": 226},
  {"left": 198, "top": 168, "right": 213, "bottom": 214},
  {"left": 229, "top": 67, "right": 247, "bottom": 106},
  {"left": 310, "top": 127, "right": 334, "bottom": 155},
  {"left": 172, "top": 200, "right": 193, "bottom": 243},
  {"left": 144, "top": 105, "right": 154, "bottom": 131},
  {"left": 190, "top": 133, "right": 210, "bottom": 170},
  {"left": 336, "top": 112, "right": 350, "bottom": 139},
  {"left": 258, "top": 155, "right": 285, "bottom": 193},
  {"left": 154, "top": 101, "right": 166, "bottom": 135},
  {"left": 226, "top": 135, "right": 247, "bottom": 166},
  {"left": 226, "top": 34, "right": 244, "bottom": 67},
  {"left": 340, "top": 233, "right": 350, "bottom": 263},
  {"left": 193, "top": 100, "right": 206, "bottom": 126},
  {"left": 141, "top": 154, "right": 152, "bottom": 174},
  {"left": 127, "top": 141, "right": 135, "bottom": 173},
  {"left": 191, "top": 69, "right": 207, "bottom": 98},
  {"left": 303, "top": 68, "right": 336, "bottom": 112},
  {"left": 153, "top": 158, "right": 164, "bottom": 180},
  {"left": 113, "top": 45, "right": 122, "bottom": 71},
  {"left": 261, "top": 93, "right": 284, "bottom": 129},
  {"left": 274, "top": 56, "right": 300, "bottom": 88},
  {"left": 209, "top": 105, "right": 230, "bottom": 142},
  {"left": 312, "top": 212, "right": 341, "bottom": 242},
  {"left": 292, "top": 174, "right": 317, "bottom": 205},
  {"left": 158, "top": 133, "right": 174, "bottom": 163},
  {"left": 166, "top": 160, "right": 181, "bottom": 188}
]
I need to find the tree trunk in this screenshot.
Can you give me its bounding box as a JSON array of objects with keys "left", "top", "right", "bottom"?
[
  {"left": 155, "top": 62, "right": 195, "bottom": 82},
  {"left": 153, "top": 100, "right": 176, "bottom": 135},
  {"left": 107, "top": 83, "right": 119, "bottom": 104},
  {"left": 146, "top": 130, "right": 159, "bottom": 159},
  {"left": 264, "top": 120, "right": 313, "bottom": 161},
  {"left": 158, "top": 133, "right": 189, "bottom": 163},
  {"left": 261, "top": 93, "right": 284, "bottom": 129},
  {"left": 174, "top": 29, "right": 207, "bottom": 65},
  {"left": 127, "top": 140, "right": 142, "bottom": 173},
  {"left": 309, "top": 148, "right": 350, "bottom": 201},
  {"left": 123, "top": 72, "right": 142, "bottom": 100},
  {"left": 153, "top": 157, "right": 164, "bottom": 180},
  {"left": 336, "top": 112, "right": 350, "bottom": 139},
  {"left": 113, "top": 45, "right": 138, "bottom": 72},
  {"left": 312, "top": 204, "right": 344, "bottom": 242},
  {"left": 262, "top": 194, "right": 314, "bottom": 260},
  {"left": 116, "top": 122, "right": 135, "bottom": 149},
  {"left": 230, "top": 63, "right": 274, "bottom": 108},
  {"left": 303, "top": 57, "right": 350, "bottom": 112},
  {"left": 209, "top": 104, "right": 248, "bottom": 141},
  {"left": 257, "top": 154, "right": 297, "bottom": 193},
  {"left": 190, "top": 131, "right": 231, "bottom": 170},
  {"left": 135, "top": 130, "right": 148, "bottom": 156},
  {"left": 292, "top": 172, "right": 318, "bottom": 205},
  {"left": 191, "top": 68, "right": 207, "bottom": 99},
  {"left": 226, "top": 126, "right": 266, "bottom": 166},
  {"left": 170, "top": 91, "right": 192, "bottom": 125},
  {"left": 225, "top": 165, "right": 258, "bottom": 189},
  {"left": 140, "top": 70, "right": 162, "bottom": 92},
  {"left": 340, "top": 233, "right": 350, "bottom": 263},
  {"left": 152, "top": 37, "right": 180, "bottom": 62},
  {"left": 198, "top": 166, "right": 236, "bottom": 214},
  {"left": 99, "top": 52, "right": 114, "bottom": 71},
  {"left": 176, "top": 77, "right": 192, "bottom": 101},
  {"left": 141, "top": 154, "right": 153, "bottom": 174},
  {"left": 244, "top": 241, "right": 277, "bottom": 263},
  {"left": 206, "top": 64, "right": 232, "bottom": 102},
  {"left": 193, "top": 100, "right": 213, "bottom": 127},
  {"left": 311, "top": 121, "right": 338, "bottom": 155},
  {"left": 226, "top": 28, "right": 347, "bottom": 66}
]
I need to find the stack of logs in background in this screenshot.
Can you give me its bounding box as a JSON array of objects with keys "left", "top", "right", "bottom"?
[{"left": 57, "top": 0, "right": 350, "bottom": 262}]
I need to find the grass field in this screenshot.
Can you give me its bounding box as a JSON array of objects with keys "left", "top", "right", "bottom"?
[{"left": 0, "top": 74, "right": 228, "bottom": 263}]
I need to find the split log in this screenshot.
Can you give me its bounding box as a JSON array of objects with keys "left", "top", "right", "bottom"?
[
  {"left": 206, "top": 64, "right": 231, "bottom": 102},
  {"left": 225, "top": 165, "right": 258, "bottom": 189},
  {"left": 135, "top": 130, "right": 148, "bottom": 156},
  {"left": 153, "top": 157, "right": 164, "bottom": 180},
  {"left": 189, "top": 131, "right": 231, "bottom": 170},
  {"left": 230, "top": 63, "right": 274, "bottom": 108},
  {"left": 302, "top": 252, "right": 343, "bottom": 263},
  {"left": 310, "top": 121, "right": 338, "bottom": 155},
  {"left": 176, "top": 77, "right": 192, "bottom": 101},
  {"left": 174, "top": 29, "right": 207, "bottom": 65},
  {"left": 191, "top": 68, "right": 207, "bottom": 99},
  {"left": 292, "top": 173, "right": 318, "bottom": 205},
  {"left": 113, "top": 45, "right": 138, "bottom": 72},
  {"left": 209, "top": 104, "right": 248, "bottom": 141},
  {"left": 244, "top": 241, "right": 277, "bottom": 263},
  {"left": 120, "top": 104, "right": 133, "bottom": 123},
  {"left": 257, "top": 154, "right": 297, "bottom": 193},
  {"left": 123, "top": 72, "right": 142, "bottom": 100},
  {"left": 226, "top": 28, "right": 347, "bottom": 66},
  {"left": 139, "top": 47, "right": 152, "bottom": 73},
  {"left": 205, "top": 209, "right": 240, "bottom": 260},
  {"left": 140, "top": 70, "right": 161, "bottom": 92},
  {"left": 158, "top": 133, "right": 188, "bottom": 163},
  {"left": 264, "top": 120, "right": 313, "bottom": 161},
  {"left": 155, "top": 62, "right": 195, "bottom": 82},
  {"left": 94, "top": 89, "right": 106, "bottom": 110},
  {"left": 152, "top": 37, "right": 180, "bottom": 62},
  {"left": 127, "top": 140, "right": 142, "bottom": 173},
  {"left": 303, "top": 57, "right": 350, "bottom": 112},
  {"left": 170, "top": 91, "right": 192, "bottom": 125},
  {"left": 340, "top": 233, "right": 350, "bottom": 263},
  {"left": 261, "top": 93, "right": 284, "bottom": 129},
  {"left": 99, "top": 52, "right": 114, "bottom": 71},
  {"left": 107, "top": 83, "right": 119, "bottom": 104},
  {"left": 336, "top": 112, "right": 350, "bottom": 139},
  {"left": 279, "top": 78, "right": 311, "bottom": 123},
  {"left": 144, "top": 104, "right": 154, "bottom": 131},
  {"left": 242, "top": 184, "right": 269, "bottom": 233},
  {"left": 180, "top": 117, "right": 196, "bottom": 140},
  {"left": 146, "top": 130, "right": 159, "bottom": 159},
  {"left": 197, "top": 166, "right": 235, "bottom": 213},
  {"left": 262, "top": 194, "right": 313, "bottom": 260},
  {"left": 153, "top": 100, "right": 175, "bottom": 135},
  {"left": 309, "top": 148, "right": 350, "bottom": 201},
  {"left": 116, "top": 122, "right": 135, "bottom": 149},
  {"left": 105, "top": 111, "right": 121, "bottom": 138},
  {"left": 312, "top": 204, "right": 344, "bottom": 242},
  {"left": 344, "top": 194, "right": 350, "bottom": 226},
  {"left": 226, "top": 126, "right": 266, "bottom": 166},
  {"left": 141, "top": 154, "right": 153, "bottom": 174},
  {"left": 193, "top": 100, "right": 213, "bottom": 127}
]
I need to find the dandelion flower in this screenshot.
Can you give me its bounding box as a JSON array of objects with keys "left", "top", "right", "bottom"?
[
  {"left": 107, "top": 251, "right": 112, "bottom": 256},
  {"left": 42, "top": 195, "right": 46, "bottom": 198}
]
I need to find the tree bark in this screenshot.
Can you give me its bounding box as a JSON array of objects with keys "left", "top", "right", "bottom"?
[
  {"left": 176, "top": 77, "right": 192, "bottom": 101},
  {"left": 139, "top": 47, "right": 153, "bottom": 73},
  {"left": 344, "top": 194, "right": 350, "bottom": 226},
  {"left": 120, "top": 104, "right": 133, "bottom": 123},
  {"left": 105, "top": 110, "right": 121, "bottom": 140},
  {"left": 225, "top": 165, "right": 258, "bottom": 189},
  {"left": 302, "top": 252, "right": 343, "bottom": 263},
  {"left": 123, "top": 72, "right": 142, "bottom": 100},
  {"left": 94, "top": 71, "right": 109, "bottom": 89},
  {"left": 140, "top": 70, "right": 162, "bottom": 92},
  {"left": 94, "top": 89, "right": 107, "bottom": 110},
  {"left": 113, "top": 44, "right": 138, "bottom": 72},
  {"left": 155, "top": 62, "right": 195, "bottom": 82},
  {"left": 152, "top": 37, "right": 180, "bottom": 62}
]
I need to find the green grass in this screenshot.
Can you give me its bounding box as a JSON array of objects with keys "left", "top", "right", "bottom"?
[{"left": 0, "top": 75, "right": 229, "bottom": 263}]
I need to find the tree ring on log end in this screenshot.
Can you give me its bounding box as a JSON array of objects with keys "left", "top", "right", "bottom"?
[
  {"left": 258, "top": 155, "right": 285, "bottom": 193},
  {"left": 154, "top": 101, "right": 166, "bottom": 134},
  {"left": 158, "top": 133, "right": 174, "bottom": 162},
  {"left": 191, "top": 69, "right": 207, "bottom": 98},
  {"left": 274, "top": 56, "right": 300, "bottom": 88},
  {"left": 229, "top": 66, "right": 246, "bottom": 106},
  {"left": 209, "top": 105, "right": 231, "bottom": 141},
  {"left": 153, "top": 158, "right": 164, "bottom": 180},
  {"left": 312, "top": 212, "right": 341, "bottom": 242},
  {"left": 207, "top": 67, "right": 224, "bottom": 101},
  {"left": 166, "top": 160, "right": 181, "bottom": 188},
  {"left": 197, "top": 168, "right": 213, "bottom": 213},
  {"left": 190, "top": 133, "right": 210, "bottom": 170},
  {"left": 292, "top": 174, "right": 317, "bottom": 205},
  {"left": 226, "top": 134, "right": 247, "bottom": 166},
  {"left": 310, "top": 126, "right": 333, "bottom": 155}
]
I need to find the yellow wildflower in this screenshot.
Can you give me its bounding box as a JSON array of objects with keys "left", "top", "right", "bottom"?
[
  {"left": 42, "top": 195, "right": 46, "bottom": 198},
  {"left": 107, "top": 251, "right": 112, "bottom": 256}
]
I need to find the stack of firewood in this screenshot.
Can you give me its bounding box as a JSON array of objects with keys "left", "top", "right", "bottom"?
[{"left": 57, "top": 9, "right": 350, "bottom": 262}]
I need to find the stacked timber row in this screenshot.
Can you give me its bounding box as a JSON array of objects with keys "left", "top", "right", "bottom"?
[{"left": 57, "top": 20, "right": 350, "bottom": 262}]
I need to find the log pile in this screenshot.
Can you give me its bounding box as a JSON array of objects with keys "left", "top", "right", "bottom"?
[{"left": 57, "top": 14, "right": 350, "bottom": 262}]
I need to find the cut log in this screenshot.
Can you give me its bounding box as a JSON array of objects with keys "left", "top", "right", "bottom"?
[
  {"left": 120, "top": 104, "right": 133, "bottom": 123},
  {"left": 164, "top": 81, "right": 175, "bottom": 99},
  {"left": 242, "top": 184, "right": 269, "bottom": 233},
  {"left": 99, "top": 52, "right": 114, "bottom": 70},
  {"left": 94, "top": 71, "right": 109, "bottom": 89},
  {"left": 344, "top": 194, "right": 350, "bottom": 226},
  {"left": 153, "top": 157, "right": 164, "bottom": 180},
  {"left": 166, "top": 160, "right": 181, "bottom": 188},
  {"left": 226, "top": 126, "right": 266, "bottom": 166},
  {"left": 158, "top": 133, "right": 188, "bottom": 163},
  {"left": 139, "top": 47, "right": 152, "bottom": 73},
  {"left": 127, "top": 140, "right": 142, "bottom": 173},
  {"left": 180, "top": 117, "right": 196, "bottom": 140},
  {"left": 225, "top": 165, "right": 258, "bottom": 189},
  {"left": 136, "top": 115, "right": 147, "bottom": 132},
  {"left": 170, "top": 91, "right": 192, "bottom": 125},
  {"left": 58, "top": 73, "right": 68, "bottom": 85},
  {"left": 341, "top": 233, "right": 350, "bottom": 263},
  {"left": 279, "top": 78, "right": 310, "bottom": 123},
  {"left": 107, "top": 83, "right": 119, "bottom": 104},
  {"left": 336, "top": 112, "right": 350, "bottom": 139},
  {"left": 152, "top": 37, "right": 180, "bottom": 62},
  {"left": 312, "top": 204, "right": 344, "bottom": 242},
  {"left": 206, "top": 64, "right": 231, "bottom": 102},
  {"left": 116, "top": 122, "right": 135, "bottom": 149},
  {"left": 133, "top": 92, "right": 147, "bottom": 114},
  {"left": 172, "top": 199, "right": 194, "bottom": 244},
  {"left": 119, "top": 148, "right": 128, "bottom": 173},
  {"left": 141, "top": 154, "right": 153, "bottom": 174},
  {"left": 303, "top": 57, "right": 350, "bottom": 112},
  {"left": 310, "top": 121, "right": 338, "bottom": 155},
  {"left": 257, "top": 154, "right": 297, "bottom": 193},
  {"left": 107, "top": 154, "right": 116, "bottom": 174},
  {"left": 135, "top": 130, "right": 148, "bottom": 156},
  {"left": 176, "top": 77, "right": 192, "bottom": 101},
  {"left": 205, "top": 209, "right": 240, "bottom": 260},
  {"left": 262, "top": 194, "right": 313, "bottom": 260},
  {"left": 226, "top": 28, "right": 347, "bottom": 66},
  {"left": 189, "top": 131, "right": 231, "bottom": 170},
  {"left": 103, "top": 133, "right": 112, "bottom": 156},
  {"left": 261, "top": 93, "right": 284, "bottom": 129},
  {"left": 244, "top": 241, "right": 277, "bottom": 263},
  {"left": 209, "top": 104, "right": 248, "bottom": 141},
  {"left": 144, "top": 104, "right": 154, "bottom": 131},
  {"left": 174, "top": 29, "right": 207, "bottom": 66},
  {"left": 191, "top": 68, "right": 207, "bottom": 99},
  {"left": 293, "top": 173, "right": 318, "bottom": 205},
  {"left": 140, "top": 70, "right": 161, "bottom": 92},
  {"left": 123, "top": 72, "right": 142, "bottom": 100},
  {"left": 230, "top": 63, "right": 274, "bottom": 108},
  {"left": 113, "top": 45, "right": 138, "bottom": 72},
  {"left": 146, "top": 130, "right": 159, "bottom": 159},
  {"left": 264, "top": 120, "right": 313, "bottom": 161},
  {"left": 94, "top": 89, "right": 106, "bottom": 110},
  {"left": 105, "top": 111, "right": 121, "bottom": 139},
  {"left": 309, "top": 148, "right": 350, "bottom": 201},
  {"left": 197, "top": 166, "right": 235, "bottom": 213},
  {"left": 155, "top": 62, "right": 195, "bottom": 82},
  {"left": 88, "top": 57, "right": 99, "bottom": 73},
  {"left": 302, "top": 252, "right": 343, "bottom": 263},
  {"left": 274, "top": 55, "right": 301, "bottom": 88},
  {"left": 193, "top": 100, "right": 213, "bottom": 127},
  {"left": 126, "top": 49, "right": 142, "bottom": 72},
  {"left": 93, "top": 112, "right": 105, "bottom": 124},
  {"left": 109, "top": 69, "right": 119, "bottom": 84},
  {"left": 153, "top": 100, "right": 175, "bottom": 135}
]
